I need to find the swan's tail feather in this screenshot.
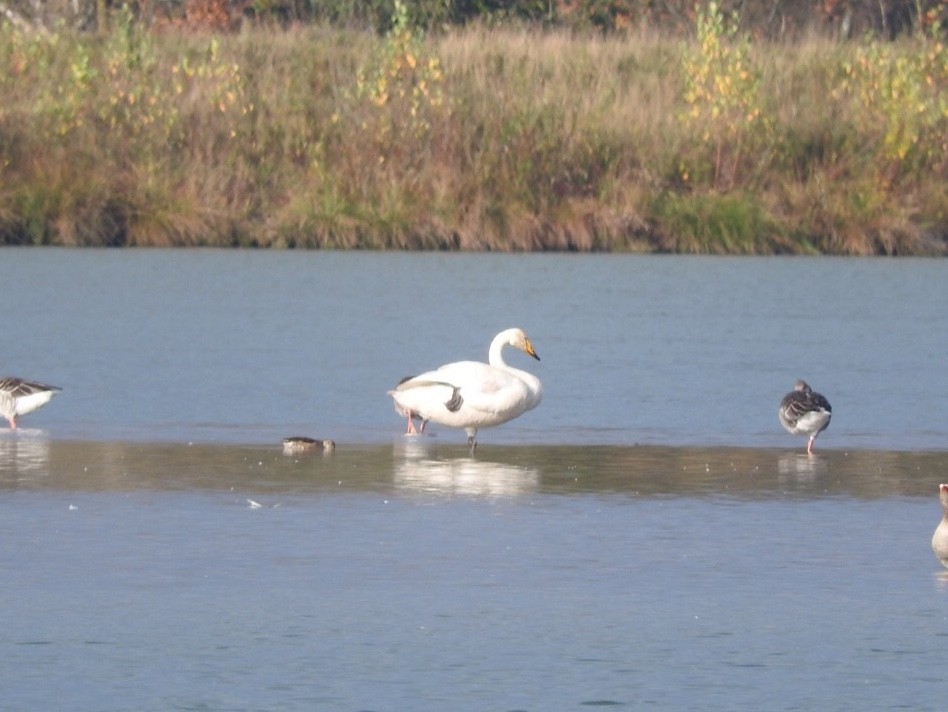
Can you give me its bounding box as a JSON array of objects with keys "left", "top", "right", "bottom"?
[
  {"left": 445, "top": 387, "right": 463, "bottom": 412},
  {"left": 393, "top": 378, "right": 458, "bottom": 392}
]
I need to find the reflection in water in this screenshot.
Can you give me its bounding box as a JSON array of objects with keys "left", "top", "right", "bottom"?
[
  {"left": 0, "top": 431, "right": 51, "bottom": 483},
  {"left": 393, "top": 439, "right": 538, "bottom": 497},
  {"left": 0, "top": 438, "right": 943, "bottom": 500},
  {"left": 777, "top": 452, "right": 828, "bottom": 483}
]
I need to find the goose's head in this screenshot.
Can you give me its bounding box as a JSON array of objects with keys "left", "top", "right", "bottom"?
[
  {"left": 794, "top": 379, "right": 811, "bottom": 394},
  {"left": 940, "top": 483, "right": 948, "bottom": 510}
]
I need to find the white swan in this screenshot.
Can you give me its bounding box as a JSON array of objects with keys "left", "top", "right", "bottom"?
[
  {"left": 0, "top": 376, "right": 62, "bottom": 429},
  {"left": 389, "top": 328, "right": 542, "bottom": 453},
  {"left": 933, "top": 484, "right": 948, "bottom": 569},
  {"left": 778, "top": 379, "right": 832, "bottom": 454}
]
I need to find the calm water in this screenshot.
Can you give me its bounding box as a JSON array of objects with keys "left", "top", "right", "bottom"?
[
  {"left": 1, "top": 250, "right": 948, "bottom": 710},
  {"left": 2, "top": 249, "right": 947, "bottom": 447}
]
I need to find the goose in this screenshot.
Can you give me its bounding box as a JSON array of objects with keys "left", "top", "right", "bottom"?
[
  {"left": 932, "top": 484, "right": 948, "bottom": 569},
  {"left": 0, "top": 377, "right": 62, "bottom": 429},
  {"left": 393, "top": 376, "right": 428, "bottom": 435},
  {"left": 389, "top": 328, "right": 542, "bottom": 453},
  {"left": 778, "top": 379, "right": 832, "bottom": 454},
  {"left": 282, "top": 437, "right": 335, "bottom": 454}
]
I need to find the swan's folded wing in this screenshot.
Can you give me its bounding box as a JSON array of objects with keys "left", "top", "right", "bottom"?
[{"left": 435, "top": 362, "right": 533, "bottom": 417}]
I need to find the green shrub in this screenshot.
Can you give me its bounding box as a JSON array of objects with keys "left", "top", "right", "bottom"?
[
  {"left": 834, "top": 33, "right": 947, "bottom": 178},
  {"left": 649, "top": 191, "right": 787, "bottom": 254},
  {"left": 679, "top": 2, "right": 770, "bottom": 190}
]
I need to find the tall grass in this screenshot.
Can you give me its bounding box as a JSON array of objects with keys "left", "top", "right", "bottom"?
[{"left": 0, "top": 10, "right": 945, "bottom": 253}]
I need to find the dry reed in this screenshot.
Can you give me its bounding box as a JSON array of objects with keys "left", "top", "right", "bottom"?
[{"left": 0, "top": 16, "right": 944, "bottom": 253}]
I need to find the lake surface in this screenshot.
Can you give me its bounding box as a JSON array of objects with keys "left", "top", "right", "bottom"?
[
  {"left": 3, "top": 249, "right": 947, "bottom": 448},
  {"left": 1, "top": 250, "right": 947, "bottom": 710}
]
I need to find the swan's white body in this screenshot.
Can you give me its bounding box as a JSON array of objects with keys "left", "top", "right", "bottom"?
[
  {"left": 389, "top": 328, "right": 542, "bottom": 452},
  {"left": 0, "top": 377, "right": 62, "bottom": 429},
  {"left": 933, "top": 484, "right": 948, "bottom": 569}
]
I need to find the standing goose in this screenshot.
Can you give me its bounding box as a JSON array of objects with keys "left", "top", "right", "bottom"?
[
  {"left": 392, "top": 376, "right": 429, "bottom": 435},
  {"left": 389, "top": 328, "right": 542, "bottom": 454},
  {"left": 0, "top": 376, "right": 62, "bottom": 429},
  {"left": 932, "top": 484, "right": 948, "bottom": 569},
  {"left": 778, "top": 379, "right": 832, "bottom": 454}
]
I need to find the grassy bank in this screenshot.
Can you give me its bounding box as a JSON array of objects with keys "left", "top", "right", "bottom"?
[{"left": 0, "top": 8, "right": 946, "bottom": 253}]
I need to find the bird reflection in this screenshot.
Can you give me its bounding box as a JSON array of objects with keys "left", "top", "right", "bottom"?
[
  {"left": 777, "top": 452, "right": 827, "bottom": 483},
  {"left": 393, "top": 441, "right": 538, "bottom": 497},
  {"left": 0, "top": 431, "right": 51, "bottom": 482}
]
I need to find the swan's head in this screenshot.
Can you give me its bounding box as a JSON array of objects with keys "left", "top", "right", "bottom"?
[
  {"left": 499, "top": 328, "right": 540, "bottom": 361},
  {"left": 940, "top": 483, "right": 948, "bottom": 509}
]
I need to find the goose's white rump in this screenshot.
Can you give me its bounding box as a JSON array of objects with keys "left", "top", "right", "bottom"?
[
  {"left": 0, "top": 376, "right": 62, "bottom": 429},
  {"left": 933, "top": 484, "right": 948, "bottom": 569},
  {"left": 389, "top": 328, "right": 542, "bottom": 452}
]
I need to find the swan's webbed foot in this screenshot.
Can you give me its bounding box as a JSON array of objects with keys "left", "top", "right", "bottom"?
[{"left": 467, "top": 434, "right": 477, "bottom": 455}]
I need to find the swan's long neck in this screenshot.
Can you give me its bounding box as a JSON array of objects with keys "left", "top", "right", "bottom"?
[
  {"left": 487, "top": 332, "right": 542, "bottom": 403},
  {"left": 488, "top": 335, "right": 511, "bottom": 369}
]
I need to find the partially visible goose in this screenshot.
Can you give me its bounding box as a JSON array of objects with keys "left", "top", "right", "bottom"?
[
  {"left": 0, "top": 377, "right": 62, "bottom": 429},
  {"left": 389, "top": 328, "right": 542, "bottom": 454},
  {"left": 778, "top": 379, "right": 832, "bottom": 454},
  {"left": 393, "top": 376, "right": 428, "bottom": 435},
  {"left": 932, "top": 484, "right": 948, "bottom": 569},
  {"left": 282, "top": 437, "right": 335, "bottom": 455}
]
